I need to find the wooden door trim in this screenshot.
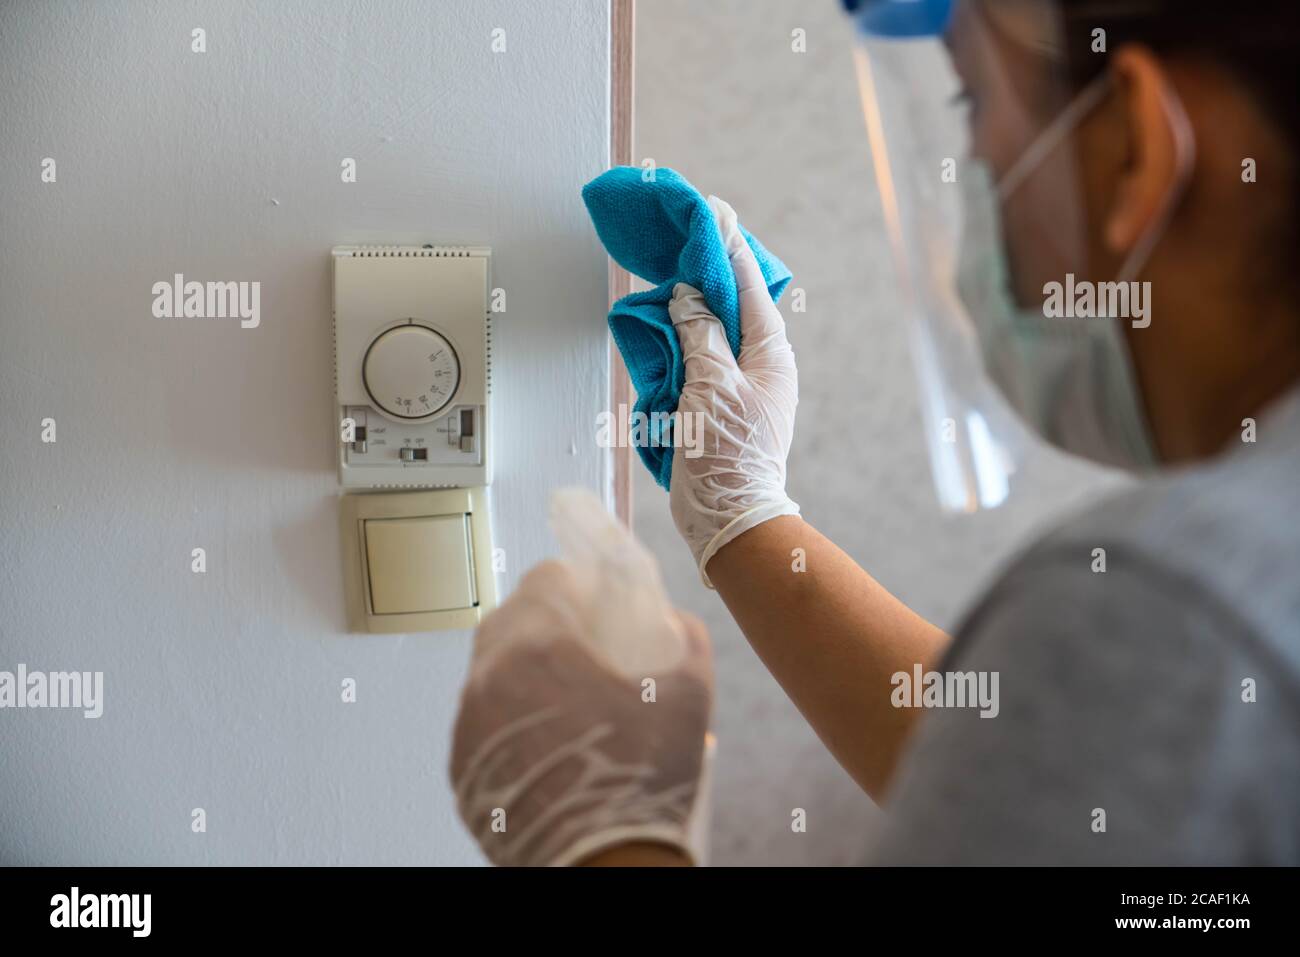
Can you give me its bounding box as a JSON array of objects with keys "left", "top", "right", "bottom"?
[{"left": 609, "top": 0, "right": 635, "bottom": 526}]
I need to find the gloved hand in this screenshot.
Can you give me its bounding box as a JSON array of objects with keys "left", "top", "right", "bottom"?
[
  {"left": 450, "top": 489, "right": 714, "bottom": 867},
  {"left": 670, "top": 196, "right": 800, "bottom": 587}
]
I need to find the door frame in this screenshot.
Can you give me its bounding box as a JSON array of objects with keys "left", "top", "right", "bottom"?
[{"left": 608, "top": 0, "right": 635, "bottom": 525}]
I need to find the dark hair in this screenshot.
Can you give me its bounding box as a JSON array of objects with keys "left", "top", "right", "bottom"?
[
  {"left": 1061, "top": 2, "right": 1297, "bottom": 144},
  {"left": 1060, "top": 1, "right": 1299, "bottom": 285}
]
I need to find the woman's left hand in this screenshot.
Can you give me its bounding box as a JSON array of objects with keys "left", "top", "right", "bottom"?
[{"left": 450, "top": 494, "right": 714, "bottom": 867}]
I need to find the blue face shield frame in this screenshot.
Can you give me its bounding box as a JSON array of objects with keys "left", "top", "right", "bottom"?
[{"left": 842, "top": 0, "right": 954, "bottom": 38}]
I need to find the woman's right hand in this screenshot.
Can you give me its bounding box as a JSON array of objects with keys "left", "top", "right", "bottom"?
[
  {"left": 668, "top": 196, "right": 801, "bottom": 587},
  {"left": 669, "top": 201, "right": 949, "bottom": 802}
]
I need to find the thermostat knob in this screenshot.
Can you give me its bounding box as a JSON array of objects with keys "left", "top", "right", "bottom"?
[{"left": 362, "top": 324, "right": 461, "bottom": 421}]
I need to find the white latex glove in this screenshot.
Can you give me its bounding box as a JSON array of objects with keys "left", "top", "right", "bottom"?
[
  {"left": 450, "top": 488, "right": 713, "bottom": 867},
  {"left": 670, "top": 196, "right": 800, "bottom": 587}
]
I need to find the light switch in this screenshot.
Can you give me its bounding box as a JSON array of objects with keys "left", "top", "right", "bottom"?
[
  {"left": 364, "top": 515, "right": 474, "bottom": 614},
  {"left": 340, "top": 486, "right": 496, "bottom": 634}
]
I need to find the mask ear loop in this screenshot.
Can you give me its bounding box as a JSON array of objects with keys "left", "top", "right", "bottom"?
[
  {"left": 996, "top": 73, "right": 1114, "bottom": 202},
  {"left": 991, "top": 66, "right": 1197, "bottom": 290},
  {"left": 987, "top": 75, "right": 1114, "bottom": 287},
  {"left": 1115, "top": 75, "right": 1198, "bottom": 285}
]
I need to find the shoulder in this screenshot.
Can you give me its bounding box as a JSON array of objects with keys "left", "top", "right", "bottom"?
[
  {"left": 960, "top": 433, "right": 1300, "bottom": 681},
  {"left": 868, "top": 458, "right": 1300, "bottom": 864}
]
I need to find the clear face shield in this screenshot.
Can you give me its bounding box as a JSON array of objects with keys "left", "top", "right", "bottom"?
[{"left": 845, "top": 0, "right": 1194, "bottom": 512}]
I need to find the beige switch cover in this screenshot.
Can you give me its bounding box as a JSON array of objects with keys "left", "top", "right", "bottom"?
[
  {"left": 365, "top": 515, "right": 475, "bottom": 614},
  {"left": 341, "top": 487, "right": 495, "bottom": 633}
]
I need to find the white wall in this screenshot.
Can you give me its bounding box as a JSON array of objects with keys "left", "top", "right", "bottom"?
[
  {"left": 0, "top": 0, "right": 611, "bottom": 865},
  {"left": 632, "top": 0, "right": 1123, "bottom": 865}
]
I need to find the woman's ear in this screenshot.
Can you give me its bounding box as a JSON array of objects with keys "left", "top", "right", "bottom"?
[{"left": 1103, "top": 46, "right": 1190, "bottom": 258}]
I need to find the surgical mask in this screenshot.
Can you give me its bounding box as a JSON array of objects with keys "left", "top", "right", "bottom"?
[{"left": 955, "top": 74, "right": 1196, "bottom": 470}]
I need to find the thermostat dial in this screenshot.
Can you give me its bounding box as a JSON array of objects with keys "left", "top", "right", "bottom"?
[{"left": 362, "top": 323, "right": 461, "bottom": 421}]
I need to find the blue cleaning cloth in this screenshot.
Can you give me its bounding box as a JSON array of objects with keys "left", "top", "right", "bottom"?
[{"left": 581, "top": 166, "right": 793, "bottom": 489}]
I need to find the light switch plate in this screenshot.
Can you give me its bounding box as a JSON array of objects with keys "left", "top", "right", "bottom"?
[
  {"left": 341, "top": 487, "right": 496, "bottom": 633},
  {"left": 364, "top": 515, "right": 476, "bottom": 614}
]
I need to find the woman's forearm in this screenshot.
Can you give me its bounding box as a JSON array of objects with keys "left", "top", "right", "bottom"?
[{"left": 707, "top": 515, "right": 950, "bottom": 800}]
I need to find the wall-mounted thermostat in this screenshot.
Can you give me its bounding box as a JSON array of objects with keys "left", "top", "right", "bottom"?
[
  {"left": 333, "top": 245, "right": 491, "bottom": 489},
  {"left": 333, "top": 245, "right": 496, "bottom": 634}
]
